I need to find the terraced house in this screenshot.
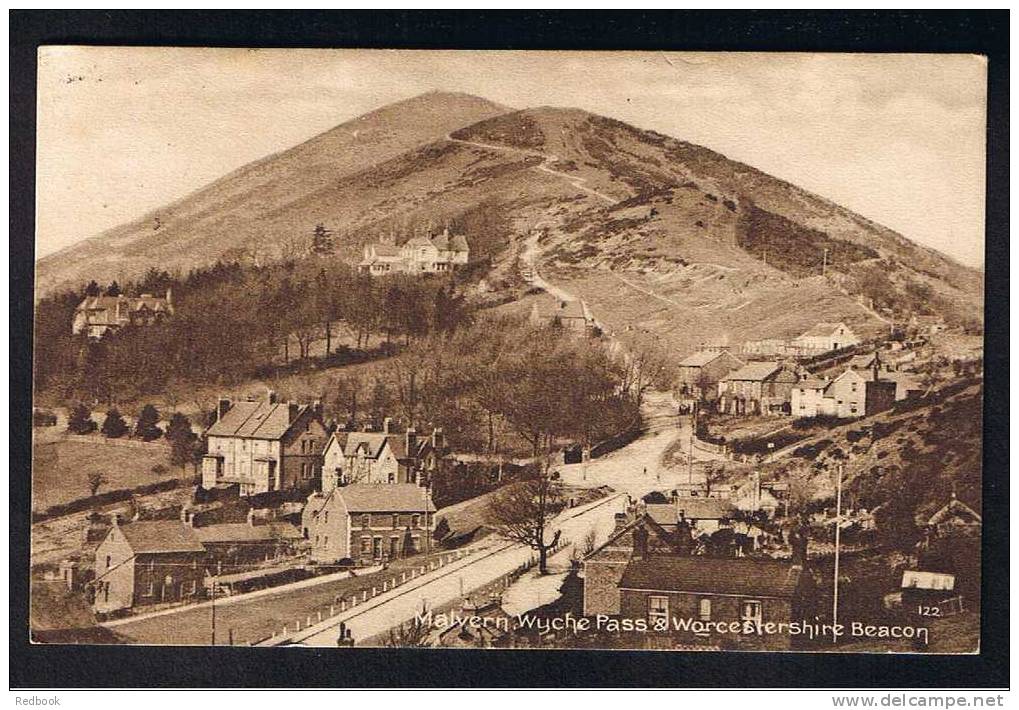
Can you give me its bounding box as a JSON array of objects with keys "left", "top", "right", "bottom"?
[{"left": 201, "top": 392, "right": 327, "bottom": 496}]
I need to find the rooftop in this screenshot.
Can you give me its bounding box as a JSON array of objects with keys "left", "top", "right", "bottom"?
[
  {"left": 619, "top": 556, "right": 804, "bottom": 598},
  {"left": 722, "top": 361, "right": 782, "bottom": 382},
  {"left": 192, "top": 522, "right": 302, "bottom": 544},
  {"left": 206, "top": 399, "right": 311, "bottom": 440},
  {"left": 678, "top": 350, "right": 738, "bottom": 368},
  {"left": 117, "top": 521, "right": 206, "bottom": 554},
  {"left": 337, "top": 483, "right": 436, "bottom": 513},
  {"left": 647, "top": 498, "right": 736, "bottom": 524}
]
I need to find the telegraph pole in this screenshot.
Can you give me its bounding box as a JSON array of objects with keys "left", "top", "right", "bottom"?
[
  {"left": 822, "top": 248, "right": 829, "bottom": 277},
  {"left": 687, "top": 409, "right": 695, "bottom": 485},
  {"left": 832, "top": 463, "right": 843, "bottom": 636}
]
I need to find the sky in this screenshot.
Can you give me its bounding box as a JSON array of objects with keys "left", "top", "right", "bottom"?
[{"left": 36, "top": 48, "right": 987, "bottom": 266}]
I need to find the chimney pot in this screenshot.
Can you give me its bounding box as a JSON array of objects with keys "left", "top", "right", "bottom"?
[
  {"left": 217, "top": 397, "right": 232, "bottom": 420},
  {"left": 406, "top": 427, "right": 418, "bottom": 454},
  {"left": 268, "top": 389, "right": 279, "bottom": 405},
  {"left": 288, "top": 403, "right": 300, "bottom": 423},
  {"left": 383, "top": 417, "right": 393, "bottom": 435}
]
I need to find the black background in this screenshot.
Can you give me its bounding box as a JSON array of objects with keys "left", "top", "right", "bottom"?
[{"left": 9, "top": 10, "right": 1009, "bottom": 689}]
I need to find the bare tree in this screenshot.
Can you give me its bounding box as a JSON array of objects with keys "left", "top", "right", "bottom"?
[{"left": 487, "top": 461, "right": 565, "bottom": 574}]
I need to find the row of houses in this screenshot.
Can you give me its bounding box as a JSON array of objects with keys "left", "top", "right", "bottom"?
[
  {"left": 739, "top": 322, "right": 861, "bottom": 359},
  {"left": 677, "top": 345, "right": 917, "bottom": 419}
]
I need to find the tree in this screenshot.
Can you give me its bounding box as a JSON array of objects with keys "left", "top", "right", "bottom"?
[
  {"left": 106, "top": 280, "right": 121, "bottom": 297},
  {"left": 84, "top": 280, "right": 102, "bottom": 297},
  {"left": 87, "top": 471, "right": 108, "bottom": 498},
  {"left": 100, "top": 408, "right": 128, "bottom": 438},
  {"left": 311, "top": 223, "right": 335, "bottom": 256},
  {"left": 165, "top": 412, "right": 196, "bottom": 472},
  {"left": 487, "top": 463, "right": 565, "bottom": 574},
  {"left": 134, "top": 404, "right": 163, "bottom": 441},
  {"left": 67, "top": 403, "right": 97, "bottom": 434}
]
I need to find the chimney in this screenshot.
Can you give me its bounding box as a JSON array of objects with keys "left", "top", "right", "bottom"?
[
  {"left": 247, "top": 508, "right": 256, "bottom": 528},
  {"left": 632, "top": 525, "right": 650, "bottom": 560},
  {"left": 180, "top": 507, "right": 194, "bottom": 527},
  {"left": 288, "top": 402, "right": 300, "bottom": 423},
  {"left": 383, "top": 417, "right": 393, "bottom": 435},
  {"left": 406, "top": 427, "right": 418, "bottom": 455},
  {"left": 267, "top": 389, "right": 279, "bottom": 405},
  {"left": 165, "top": 288, "right": 173, "bottom": 307},
  {"left": 217, "top": 397, "right": 232, "bottom": 421},
  {"left": 110, "top": 513, "right": 120, "bottom": 528},
  {"left": 431, "top": 427, "right": 445, "bottom": 451},
  {"left": 312, "top": 399, "right": 324, "bottom": 420}
]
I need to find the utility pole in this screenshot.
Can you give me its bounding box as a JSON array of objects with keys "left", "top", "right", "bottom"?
[
  {"left": 210, "top": 578, "right": 216, "bottom": 646},
  {"left": 832, "top": 463, "right": 843, "bottom": 638},
  {"left": 822, "top": 248, "right": 829, "bottom": 278},
  {"left": 687, "top": 409, "right": 695, "bottom": 485}
]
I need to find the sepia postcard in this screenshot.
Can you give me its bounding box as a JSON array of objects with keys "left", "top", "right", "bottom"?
[{"left": 29, "top": 47, "right": 987, "bottom": 656}]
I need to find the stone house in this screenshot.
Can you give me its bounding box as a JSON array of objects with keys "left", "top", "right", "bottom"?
[
  {"left": 92, "top": 520, "right": 206, "bottom": 615},
  {"left": 72, "top": 290, "right": 174, "bottom": 338},
  {"left": 301, "top": 483, "right": 436, "bottom": 565},
  {"left": 790, "top": 377, "right": 836, "bottom": 418},
  {"left": 792, "top": 322, "right": 859, "bottom": 353},
  {"left": 646, "top": 497, "right": 737, "bottom": 535},
  {"left": 616, "top": 554, "right": 811, "bottom": 651},
  {"left": 717, "top": 362, "right": 799, "bottom": 415},
  {"left": 824, "top": 369, "right": 897, "bottom": 418},
  {"left": 201, "top": 392, "right": 327, "bottom": 496},
  {"left": 676, "top": 349, "right": 744, "bottom": 402},
  {"left": 321, "top": 418, "right": 447, "bottom": 489}
]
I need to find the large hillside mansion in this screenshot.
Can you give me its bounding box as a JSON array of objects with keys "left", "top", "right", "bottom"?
[
  {"left": 72, "top": 290, "right": 174, "bottom": 338},
  {"left": 359, "top": 228, "right": 469, "bottom": 275}
]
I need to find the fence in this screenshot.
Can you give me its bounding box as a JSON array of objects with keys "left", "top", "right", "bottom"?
[{"left": 250, "top": 547, "right": 476, "bottom": 646}]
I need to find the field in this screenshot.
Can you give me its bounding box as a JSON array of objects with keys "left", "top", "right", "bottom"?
[{"left": 32, "top": 434, "right": 177, "bottom": 512}]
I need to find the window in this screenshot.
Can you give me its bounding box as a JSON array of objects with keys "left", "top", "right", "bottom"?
[
  {"left": 412, "top": 514, "right": 421, "bottom": 529},
  {"left": 362, "top": 515, "right": 370, "bottom": 529},
  {"left": 323, "top": 511, "right": 328, "bottom": 525},
  {"left": 323, "top": 536, "right": 329, "bottom": 547},
  {"left": 648, "top": 596, "right": 669, "bottom": 624},
  {"left": 106, "top": 555, "right": 111, "bottom": 569},
  {"left": 315, "top": 535, "right": 320, "bottom": 546},
  {"left": 388, "top": 471, "right": 395, "bottom": 484},
  {"left": 143, "top": 582, "right": 154, "bottom": 597},
  {"left": 699, "top": 598, "right": 712, "bottom": 621},
  {"left": 392, "top": 514, "right": 399, "bottom": 529},
  {"left": 740, "top": 600, "right": 763, "bottom": 628},
  {"left": 360, "top": 537, "right": 372, "bottom": 555},
  {"left": 192, "top": 559, "right": 197, "bottom": 570}
]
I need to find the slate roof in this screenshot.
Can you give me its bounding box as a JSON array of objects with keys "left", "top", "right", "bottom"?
[
  {"left": 117, "top": 521, "right": 205, "bottom": 554},
  {"left": 192, "top": 522, "right": 302, "bottom": 544},
  {"left": 647, "top": 498, "right": 736, "bottom": 524},
  {"left": 405, "top": 236, "right": 435, "bottom": 248},
  {"left": 206, "top": 400, "right": 308, "bottom": 440},
  {"left": 369, "top": 244, "right": 403, "bottom": 258},
  {"left": 678, "top": 350, "right": 731, "bottom": 368},
  {"left": 337, "top": 483, "right": 436, "bottom": 513},
  {"left": 798, "top": 322, "right": 847, "bottom": 338},
  {"left": 449, "top": 234, "right": 469, "bottom": 252},
  {"left": 795, "top": 378, "right": 830, "bottom": 390},
  {"left": 619, "top": 556, "right": 803, "bottom": 598},
  {"left": 722, "top": 361, "right": 782, "bottom": 382}
]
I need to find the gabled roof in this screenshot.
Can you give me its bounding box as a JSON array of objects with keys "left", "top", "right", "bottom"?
[
  {"left": 927, "top": 496, "right": 982, "bottom": 526},
  {"left": 337, "top": 483, "right": 436, "bottom": 513},
  {"left": 192, "top": 522, "right": 302, "bottom": 544},
  {"left": 448, "top": 234, "right": 469, "bottom": 252},
  {"left": 369, "top": 244, "right": 402, "bottom": 258},
  {"left": 797, "top": 322, "right": 849, "bottom": 338},
  {"left": 584, "top": 513, "right": 684, "bottom": 563},
  {"left": 116, "top": 521, "right": 205, "bottom": 554},
  {"left": 206, "top": 400, "right": 310, "bottom": 440},
  {"left": 431, "top": 231, "right": 450, "bottom": 250},
  {"left": 619, "top": 556, "right": 803, "bottom": 598},
  {"left": 678, "top": 350, "right": 739, "bottom": 368},
  {"left": 722, "top": 361, "right": 782, "bottom": 382},
  {"left": 405, "top": 236, "right": 435, "bottom": 248}
]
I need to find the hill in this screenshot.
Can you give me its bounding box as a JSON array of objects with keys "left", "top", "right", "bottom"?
[{"left": 36, "top": 94, "right": 983, "bottom": 356}]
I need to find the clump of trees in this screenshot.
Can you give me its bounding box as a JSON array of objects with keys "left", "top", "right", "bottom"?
[{"left": 34, "top": 258, "right": 474, "bottom": 407}]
